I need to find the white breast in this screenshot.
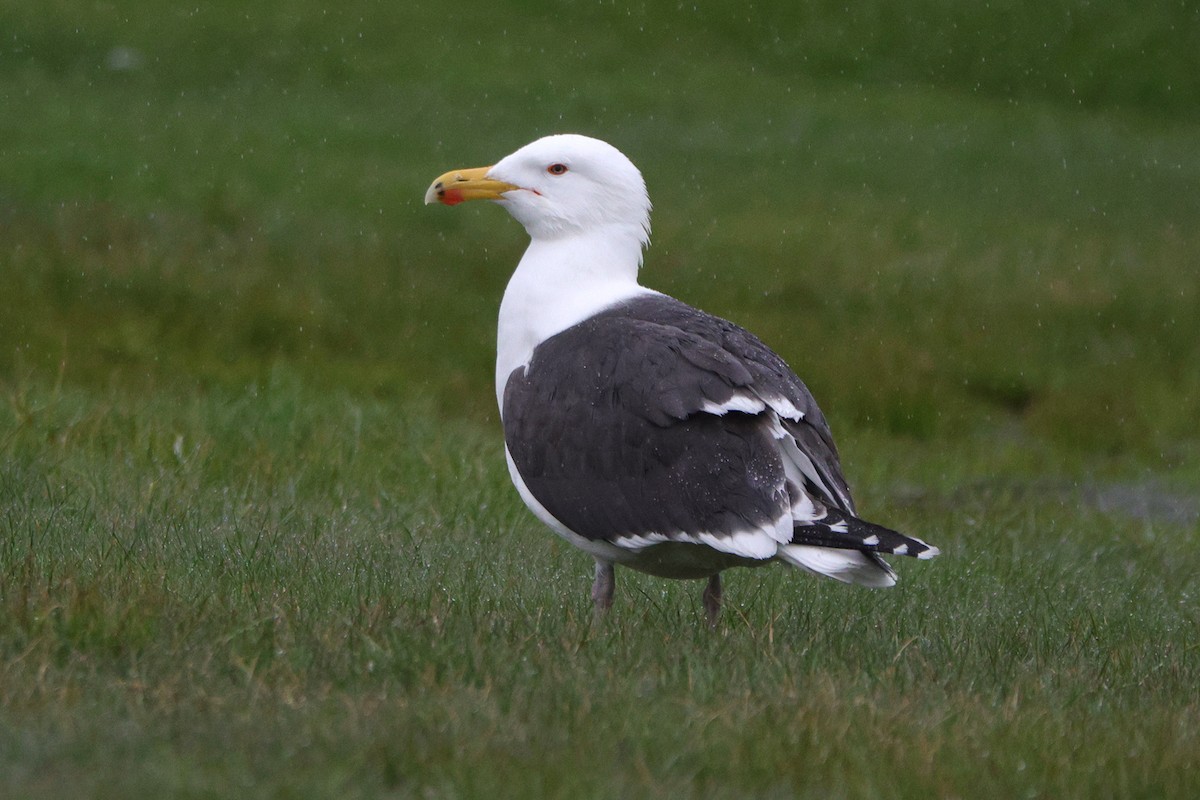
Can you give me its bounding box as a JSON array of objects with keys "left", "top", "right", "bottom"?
[{"left": 494, "top": 224, "right": 654, "bottom": 411}]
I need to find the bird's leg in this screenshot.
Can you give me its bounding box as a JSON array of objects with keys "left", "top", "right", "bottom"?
[
  {"left": 702, "top": 573, "right": 722, "bottom": 628},
  {"left": 591, "top": 559, "right": 615, "bottom": 616}
]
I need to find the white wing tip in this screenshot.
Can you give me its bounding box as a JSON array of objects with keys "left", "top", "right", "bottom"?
[
  {"left": 762, "top": 395, "right": 804, "bottom": 421},
  {"left": 701, "top": 395, "right": 767, "bottom": 416}
]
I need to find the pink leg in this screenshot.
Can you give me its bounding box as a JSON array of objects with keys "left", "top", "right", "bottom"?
[
  {"left": 702, "top": 573, "right": 722, "bottom": 627},
  {"left": 591, "top": 559, "right": 615, "bottom": 614}
]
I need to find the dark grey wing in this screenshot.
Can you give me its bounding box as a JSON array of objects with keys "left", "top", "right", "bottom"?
[
  {"left": 503, "top": 294, "right": 939, "bottom": 568},
  {"left": 714, "top": 306, "right": 855, "bottom": 510},
  {"left": 621, "top": 295, "right": 857, "bottom": 512},
  {"left": 502, "top": 304, "right": 792, "bottom": 555}
]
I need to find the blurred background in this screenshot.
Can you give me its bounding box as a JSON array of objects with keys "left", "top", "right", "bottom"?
[
  {"left": 3, "top": 3, "right": 1200, "bottom": 795},
  {"left": 2, "top": 0, "right": 1198, "bottom": 477}
]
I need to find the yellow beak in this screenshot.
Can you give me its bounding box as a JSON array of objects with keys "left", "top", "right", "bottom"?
[{"left": 424, "top": 166, "right": 519, "bottom": 206}]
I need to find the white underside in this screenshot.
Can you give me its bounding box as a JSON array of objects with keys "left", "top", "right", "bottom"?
[{"left": 778, "top": 544, "right": 896, "bottom": 588}]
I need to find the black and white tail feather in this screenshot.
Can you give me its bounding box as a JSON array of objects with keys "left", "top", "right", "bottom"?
[{"left": 792, "top": 507, "right": 939, "bottom": 559}]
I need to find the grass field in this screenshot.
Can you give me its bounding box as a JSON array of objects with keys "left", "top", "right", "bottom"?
[{"left": 3, "top": 1, "right": 1199, "bottom": 797}]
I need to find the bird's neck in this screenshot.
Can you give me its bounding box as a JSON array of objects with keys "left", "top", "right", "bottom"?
[{"left": 495, "top": 224, "right": 653, "bottom": 410}]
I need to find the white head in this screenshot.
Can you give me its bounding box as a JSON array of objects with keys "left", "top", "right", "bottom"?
[{"left": 425, "top": 134, "right": 651, "bottom": 247}]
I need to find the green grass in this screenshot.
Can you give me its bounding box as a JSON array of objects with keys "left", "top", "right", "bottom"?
[{"left": 3, "top": 1, "right": 1200, "bottom": 797}]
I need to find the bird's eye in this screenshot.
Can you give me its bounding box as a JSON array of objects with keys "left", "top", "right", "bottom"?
[{"left": 547, "top": 163, "right": 569, "bottom": 176}]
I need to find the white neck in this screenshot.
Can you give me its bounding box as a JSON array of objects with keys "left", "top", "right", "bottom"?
[{"left": 495, "top": 223, "right": 654, "bottom": 409}]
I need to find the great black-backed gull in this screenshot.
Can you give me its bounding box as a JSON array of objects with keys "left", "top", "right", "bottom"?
[{"left": 425, "top": 134, "right": 939, "bottom": 624}]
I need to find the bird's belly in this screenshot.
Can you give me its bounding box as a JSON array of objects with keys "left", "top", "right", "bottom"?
[{"left": 616, "top": 542, "right": 769, "bottom": 579}]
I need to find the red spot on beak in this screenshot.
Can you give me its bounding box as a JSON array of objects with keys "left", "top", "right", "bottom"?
[{"left": 441, "top": 188, "right": 464, "bottom": 206}]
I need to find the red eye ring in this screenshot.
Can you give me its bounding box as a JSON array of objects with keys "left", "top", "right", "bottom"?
[{"left": 547, "top": 163, "right": 569, "bottom": 176}]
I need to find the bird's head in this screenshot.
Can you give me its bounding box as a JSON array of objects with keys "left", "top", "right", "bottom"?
[{"left": 425, "top": 134, "right": 651, "bottom": 246}]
